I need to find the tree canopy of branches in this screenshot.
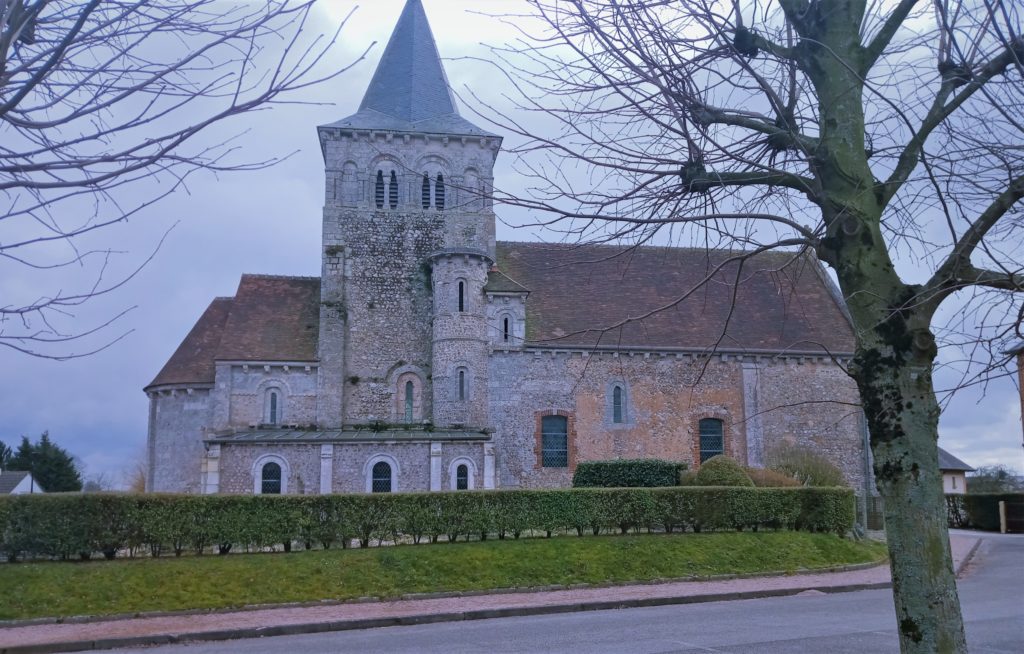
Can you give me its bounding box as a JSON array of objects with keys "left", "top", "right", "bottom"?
[
  {"left": 968, "top": 464, "right": 1024, "bottom": 492},
  {"left": 1, "top": 0, "right": 361, "bottom": 359},
  {"left": 3, "top": 431, "right": 82, "bottom": 491},
  {"left": 486, "top": 1, "right": 1022, "bottom": 651}
]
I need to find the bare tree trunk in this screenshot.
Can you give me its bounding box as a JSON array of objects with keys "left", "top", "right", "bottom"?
[{"left": 854, "top": 330, "right": 967, "bottom": 653}]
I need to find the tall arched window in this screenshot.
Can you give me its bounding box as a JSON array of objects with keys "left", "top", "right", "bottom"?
[
  {"left": 612, "top": 386, "right": 624, "bottom": 424},
  {"left": 389, "top": 171, "right": 399, "bottom": 209},
  {"left": 375, "top": 170, "right": 385, "bottom": 209},
  {"left": 435, "top": 174, "right": 446, "bottom": 210},
  {"left": 458, "top": 369, "right": 466, "bottom": 401},
  {"left": 699, "top": 418, "right": 725, "bottom": 463},
  {"left": 458, "top": 281, "right": 465, "bottom": 312},
  {"left": 261, "top": 462, "right": 282, "bottom": 495},
  {"left": 456, "top": 464, "right": 469, "bottom": 490},
  {"left": 503, "top": 317, "right": 510, "bottom": 342},
  {"left": 269, "top": 391, "right": 279, "bottom": 425},
  {"left": 404, "top": 380, "right": 414, "bottom": 423},
  {"left": 421, "top": 174, "right": 431, "bottom": 209},
  {"left": 371, "top": 461, "right": 392, "bottom": 493}
]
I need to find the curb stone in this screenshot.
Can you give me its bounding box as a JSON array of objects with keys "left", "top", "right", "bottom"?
[{"left": 0, "top": 582, "right": 894, "bottom": 654}]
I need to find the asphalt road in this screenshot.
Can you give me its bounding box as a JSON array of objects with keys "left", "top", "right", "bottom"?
[{"left": 102, "top": 533, "right": 1023, "bottom": 653}]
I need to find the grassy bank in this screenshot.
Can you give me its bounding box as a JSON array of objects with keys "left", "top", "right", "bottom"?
[{"left": 0, "top": 532, "right": 886, "bottom": 620}]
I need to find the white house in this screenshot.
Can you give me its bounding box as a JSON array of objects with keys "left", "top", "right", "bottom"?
[
  {"left": 938, "top": 448, "right": 974, "bottom": 495},
  {"left": 0, "top": 470, "right": 45, "bottom": 495}
]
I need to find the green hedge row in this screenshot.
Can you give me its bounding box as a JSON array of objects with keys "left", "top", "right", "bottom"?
[
  {"left": 0, "top": 487, "right": 854, "bottom": 561},
  {"left": 572, "top": 459, "right": 686, "bottom": 487},
  {"left": 946, "top": 493, "right": 1024, "bottom": 531}
]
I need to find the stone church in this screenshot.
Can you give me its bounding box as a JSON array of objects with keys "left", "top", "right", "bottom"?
[{"left": 145, "top": 0, "right": 865, "bottom": 496}]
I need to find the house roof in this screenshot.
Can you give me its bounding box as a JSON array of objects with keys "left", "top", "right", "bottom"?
[
  {"left": 0, "top": 470, "right": 30, "bottom": 494},
  {"left": 147, "top": 276, "right": 320, "bottom": 390},
  {"left": 321, "top": 0, "right": 495, "bottom": 137},
  {"left": 148, "top": 244, "right": 858, "bottom": 390},
  {"left": 494, "top": 242, "right": 857, "bottom": 353},
  {"left": 937, "top": 447, "right": 974, "bottom": 472},
  {"left": 1006, "top": 341, "right": 1024, "bottom": 356}
]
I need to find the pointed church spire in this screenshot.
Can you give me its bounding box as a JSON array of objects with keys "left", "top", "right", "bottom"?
[{"left": 322, "top": 0, "right": 494, "bottom": 137}]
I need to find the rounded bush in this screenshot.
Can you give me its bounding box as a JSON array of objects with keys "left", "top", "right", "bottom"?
[
  {"left": 746, "top": 468, "right": 801, "bottom": 488},
  {"left": 694, "top": 456, "right": 754, "bottom": 487}
]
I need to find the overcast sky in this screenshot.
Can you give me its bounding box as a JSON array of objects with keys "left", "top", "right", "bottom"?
[{"left": 0, "top": 0, "right": 1020, "bottom": 487}]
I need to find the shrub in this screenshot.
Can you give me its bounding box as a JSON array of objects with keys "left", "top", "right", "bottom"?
[
  {"left": 766, "top": 443, "right": 848, "bottom": 487},
  {"left": 693, "top": 456, "right": 754, "bottom": 487},
  {"left": 945, "top": 494, "right": 968, "bottom": 529},
  {"left": 0, "top": 486, "right": 855, "bottom": 561},
  {"left": 746, "top": 468, "right": 801, "bottom": 488},
  {"left": 572, "top": 459, "right": 685, "bottom": 488},
  {"left": 962, "top": 493, "right": 1024, "bottom": 531}
]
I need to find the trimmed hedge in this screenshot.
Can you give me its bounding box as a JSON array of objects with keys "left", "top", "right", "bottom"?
[
  {"left": 572, "top": 459, "right": 686, "bottom": 488},
  {"left": 946, "top": 493, "right": 1024, "bottom": 531},
  {"left": 693, "top": 456, "right": 754, "bottom": 487},
  {"left": 0, "top": 487, "right": 855, "bottom": 562}
]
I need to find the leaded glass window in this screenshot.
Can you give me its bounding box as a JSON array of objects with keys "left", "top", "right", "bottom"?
[
  {"left": 456, "top": 464, "right": 469, "bottom": 490},
  {"left": 389, "top": 171, "right": 399, "bottom": 209},
  {"left": 404, "top": 380, "right": 414, "bottom": 423},
  {"left": 541, "top": 415, "right": 568, "bottom": 468},
  {"left": 699, "top": 418, "right": 724, "bottom": 463},
  {"left": 371, "top": 461, "right": 392, "bottom": 493},
  {"left": 612, "top": 386, "right": 624, "bottom": 423},
  {"left": 435, "top": 174, "right": 445, "bottom": 211},
  {"left": 261, "top": 462, "right": 282, "bottom": 494},
  {"left": 375, "top": 170, "right": 385, "bottom": 209}
]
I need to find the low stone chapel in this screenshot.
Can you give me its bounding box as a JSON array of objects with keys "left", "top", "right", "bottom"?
[{"left": 145, "top": 0, "right": 866, "bottom": 495}]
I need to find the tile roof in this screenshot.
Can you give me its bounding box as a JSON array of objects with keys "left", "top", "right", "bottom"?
[
  {"left": 0, "top": 470, "right": 29, "bottom": 494},
  {"left": 208, "top": 429, "right": 491, "bottom": 444},
  {"left": 321, "top": 0, "right": 495, "bottom": 137},
  {"left": 148, "top": 244, "right": 858, "bottom": 390},
  {"left": 147, "top": 276, "right": 320, "bottom": 390},
  {"left": 937, "top": 447, "right": 974, "bottom": 472},
  {"left": 494, "top": 242, "right": 857, "bottom": 354}
]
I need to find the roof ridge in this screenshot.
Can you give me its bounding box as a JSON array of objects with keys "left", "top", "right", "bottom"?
[
  {"left": 240, "top": 274, "right": 320, "bottom": 282},
  {"left": 496, "top": 240, "right": 801, "bottom": 256}
]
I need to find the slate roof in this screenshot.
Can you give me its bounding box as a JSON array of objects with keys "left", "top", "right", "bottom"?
[
  {"left": 147, "top": 276, "right": 319, "bottom": 390},
  {"left": 148, "top": 244, "right": 857, "bottom": 390},
  {"left": 320, "top": 0, "right": 496, "bottom": 137},
  {"left": 494, "top": 242, "right": 857, "bottom": 354},
  {"left": 937, "top": 447, "right": 974, "bottom": 472},
  {"left": 1006, "top": 341, "right": 1024, "bottom": 355},
  {"left": 0, "top": 471, "right": 29, "bottom": 494}
]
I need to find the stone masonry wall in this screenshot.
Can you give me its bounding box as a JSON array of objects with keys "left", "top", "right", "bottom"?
[{"left": 147, "top": 388, "right": 213, "bottom": 493}]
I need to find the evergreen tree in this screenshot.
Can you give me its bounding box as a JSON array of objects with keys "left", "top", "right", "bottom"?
[
  {"left": 7, "top": 432, "right": 83, "bottom": 492},
  {"left": 0, "top": 440, "right": 11, "bottom": 468}
]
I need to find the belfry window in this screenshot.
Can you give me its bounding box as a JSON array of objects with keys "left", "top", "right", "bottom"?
[
  {"left": 458, "top": 369, "right": 466, "bottom": 401},
  {"left": 375, "top": 170, "right": 385, "bottom": 209},
  {"left": 389, "top": 171, "right": 399, "bottom": 209},
  {"left": 405, "top": 380, "right": 414, "bottom": 423},
  {"left": 435, "top": 174, "right": 446, "bottom": 211},
  {"left": 503, "top": 317, "right": 510, "bottom": 342},
  {"left": 458, "top": 281, "right": 465, "bottom": 312},
  {"left": 422, "top": 174, "right": 431, "bottom": 209}
]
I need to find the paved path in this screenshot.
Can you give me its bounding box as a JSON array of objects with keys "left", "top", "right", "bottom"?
[{"left": 0, "top": 534, "right": 981, "bottom": 654}]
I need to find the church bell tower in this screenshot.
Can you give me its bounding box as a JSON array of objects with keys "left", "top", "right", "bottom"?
[{"left": 315, "top": 0, "right": 501, "bottom": 431}]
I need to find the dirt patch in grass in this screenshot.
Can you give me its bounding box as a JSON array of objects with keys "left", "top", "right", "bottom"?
[{"left": 0, "top": 532, "right": 886, "bottom": 620}]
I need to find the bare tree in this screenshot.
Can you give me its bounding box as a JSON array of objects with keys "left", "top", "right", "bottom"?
[
  {"left": 1, "top": 0, "right": 365, "bottom": 359},
  {"left": 480, "top": 1, "right": 1022, "bottom": 651}
]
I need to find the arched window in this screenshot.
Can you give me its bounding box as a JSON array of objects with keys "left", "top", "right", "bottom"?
[
  {"left": 612, "top": 386, "right": 624, "bottom": 424},
  {"left": 371, "top": 461, "right": 392, "bottom": 493},
  {"left": 269, "top": 391, "right": 279, "bottom": 425},
  {"left": 699, "top": 418, "right": 725, "bottom": 463},
  {"left": 389, "top": 171, "right": 399, "bottom": 209},
  {"left": 404, "top": 380, "right": 415, "bottom": 423},
  {"left": 261, "top": 462, "right": 282, "bottom": 495},
  {"left": 503, "top": 317, "right": 510, "bottom": 342},
  {"left": 421, "top": 173, "right": 431, "bottom": 209},
  {"left": 458, "top": 369, "right": 466, "bottom": 401},
  {"left": 458, "top": 281, "right": 465, "bottom": 312},
  {"left": 375, "top": 170, "right": 385, "bottom": 209},
  {"left": 435, "top": 174, "right": 446, "bottom": 211},
  {"left": 541, "top": 415, "right": 569, "bottom": 468},
  {"left": 456, "top": 464, "right": 469, "bottom": 490}
]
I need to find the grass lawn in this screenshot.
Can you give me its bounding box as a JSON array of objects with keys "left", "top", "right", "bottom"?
[{"left": 0, "top": 532, "right": 886, "bottom": 620}]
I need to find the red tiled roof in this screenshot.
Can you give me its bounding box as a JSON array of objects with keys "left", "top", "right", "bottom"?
[
  {"left": 146, "top": 297, "right": 233, "bottom": 389},
  {"left": 494, "top": 242, "right": 856, "bottom": 354},
  {"left": 147, "top": 245, "right": 855, "bottom": 390},
  {"left": 146, "top": 276, "right": 320, "bottom": 390}
]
